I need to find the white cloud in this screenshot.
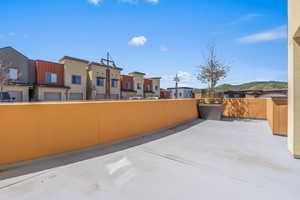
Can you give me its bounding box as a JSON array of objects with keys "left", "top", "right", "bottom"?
[
  {"left": 88, "top": 0, "right": 102, "bottom": 5},
  {"left": 238, "top": 25, "right": 287, "bottom": 43},
  {"left": 161, "top": 71, "right": 199, "bottom": 88},
  {"left": 230, "top": 13, "right": 263, "bottom": 25},
  {"left": 147, "top": 0, "right": 159, "bottom": 4},
  {"left": 128, "top": 36, "right": 147, "bottom": 46},
  {"left": 120, "top": 0, "right": 138, "bottom": 4},
  {"left": 159, "top": 45, "right": 168, "bottom": 52}
]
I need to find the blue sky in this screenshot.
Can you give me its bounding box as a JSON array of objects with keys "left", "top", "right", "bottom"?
[{"left": 0, "top": 0, "right": 287, "bottom": 88}]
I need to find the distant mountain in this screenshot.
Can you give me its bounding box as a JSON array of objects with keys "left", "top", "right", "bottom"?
[{"left": 216, "top": 81, "right": 288, "bottom": 91}]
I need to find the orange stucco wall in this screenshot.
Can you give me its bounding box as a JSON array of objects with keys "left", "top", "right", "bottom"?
[{"left": 0, "top": 99, "right": 198, "bottom": 165}]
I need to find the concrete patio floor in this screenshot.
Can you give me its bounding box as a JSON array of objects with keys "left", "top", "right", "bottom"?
[{"left": 0, "top": 119, "right": 300, "bottom": 200}]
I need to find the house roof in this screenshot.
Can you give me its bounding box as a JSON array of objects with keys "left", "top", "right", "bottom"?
[
  {"left": 129, "top": 71, "right": 146, "bottom": 76},
  {"left": 59, "top": 56, "right": 89, "bottom": 64},
  {"left": 88, "top": 62, "right": 123, "bottom": 71},
  {"left": 149, "top": 77, "right": 162, "bottom": 80},
  {"left": 0, "top": 46, "right": 28, "bottom": 59}
]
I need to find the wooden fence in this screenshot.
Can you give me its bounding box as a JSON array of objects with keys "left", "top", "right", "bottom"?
[
  {"left": 198, "top": 98, "right": 288, "bottom": 136},
  {"left": 267, "top": 97, "right": 288, "bottom": 136}
]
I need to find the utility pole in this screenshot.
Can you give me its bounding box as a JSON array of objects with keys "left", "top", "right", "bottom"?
[
  {"left": 100, "top": 52, "right": 116, "bottom": 100},
  {"left": 101, "top": 52, "right": 116, "bottom": 67},
  {"left": 174, "top": 74, "right": 180, "bottom": 99}
]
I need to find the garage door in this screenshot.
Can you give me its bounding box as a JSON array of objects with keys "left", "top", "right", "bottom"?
[
  {"left": 8, "top": 91, "right": 23, "bottom": 102},
  {"left": 95, "top": 93, "right": 105, "bottom": 100},
  {"left": 44, "top": 92, "right": 61, "bottom": 101},
  {"left": 70, "top": 93, "right": 83, "bottom": 101}
]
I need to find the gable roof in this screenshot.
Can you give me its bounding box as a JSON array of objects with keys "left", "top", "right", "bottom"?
[{"left": 0, "top": 46, "right": 28, "bottom": 59}]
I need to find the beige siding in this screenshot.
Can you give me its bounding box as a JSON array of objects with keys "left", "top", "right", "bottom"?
[
  {"left": 110, "top": 68, "right": 121, "bottom": 97},
  {"left": 61, "top": 59, "right": 88, "bottom": 100},
  {"left": 133, "top": 76, "right": 144, "bottom": 97},
  {"left": 3, "top": 85, "right": 29, "bottom": 102},
  {"left": 288, "top": 0, "right": 300, "bottom": 157},
  {"left": 150, "top": 78, "right": 161, "bottom": 97},
  {"left": 87, "top": 64, "right": 107, "bottom": 100},
  {"left": 35, "top": 87, "right": 68, "bottom": 101}
]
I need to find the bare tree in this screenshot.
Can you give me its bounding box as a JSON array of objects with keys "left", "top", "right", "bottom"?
[
  {"left": 197, "top": 44, "right": 230, "bottom": 97},
  {"left": 0, "top": 63, "right": 10, "bottom": 92}
]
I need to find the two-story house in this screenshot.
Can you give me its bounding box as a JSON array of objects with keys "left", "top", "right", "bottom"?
[
  {"left": 120, "top": 72, "right": 161, "bottom": 99},
  {"left": 129, "top": 72, "right": 145, "bottom": 98},
  {"left": 87, "top": 61, "right": 122, "bottom": 100},
  {"left": 149, "top": 77, "right": 161, "bottom": 98},
  {"left": 120, "top": 75, "right": 136, "bottom": 99},
  {"left": 34, "top": 60, "right": 69, "bottom": 101},
  {"left": 60, "top": 56, "right": 88, "bottom": 101},
  {"left": 0, "top": 47, "right": 35, "bottom": 102}
]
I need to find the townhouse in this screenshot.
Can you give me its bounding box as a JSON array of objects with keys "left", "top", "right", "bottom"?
[
  {"left": 0, "top": 47, "right": 35, "bottom": 102},
  {"left": 160, "top": 89, "right": 171, "bottom": 99},
  {"left": 168, "top": 87, "right": 194, "bottom": 99},
  {"left": 87, "top": 61, "right": 122, "bottom": 100},
  {"left": 34, "top": 60, "right": 69, "bottom": 101},
  {"left": 60, "top": 56, "right": 88, "bottom": 101},
  {"left": 120, "top": 71, "right": 161, "bottom": 99},
  {"left": 0, "top": 47, "right": 162, "bottom": 102}
]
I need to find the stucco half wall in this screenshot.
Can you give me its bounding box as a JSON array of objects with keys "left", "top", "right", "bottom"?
[{"left": 0, "top": 99, "right": 198, "bottom": 165}]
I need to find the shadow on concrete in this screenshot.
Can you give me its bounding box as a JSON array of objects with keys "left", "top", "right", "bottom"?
[{"left": 0, "top": 119, "right": 204, "bottom": 181}]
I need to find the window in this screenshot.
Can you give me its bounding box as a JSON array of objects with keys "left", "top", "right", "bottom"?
[
  {"left": 72, "top": 75, "right": 81, "bottom": 85},
  {"left": 45, "top": 72, "right": 57, "bottom": 83},
  {"left": 111, "top": 79, "right": 118, "bottom": 88},
  {"left": 9, "top": 68, "right": 18, "bottom": 80},
  {"left": 125, "top": 82, "right": 131, "bottom": 89},
  {"left": 137, "top": 83, "right": 142, "bottom": 90},
  {"left": 155, "top": 85, "right": 159, "bottom": 91},
  {"left": 96, "top": 77, "right": 104, "bottom": 87}
]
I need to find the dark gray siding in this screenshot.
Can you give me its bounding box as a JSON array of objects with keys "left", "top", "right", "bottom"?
[
  {"left": 28, "top": 59, "right": 36, "bottom": 84},
  {"left": 0, "top": 47, "right": 34, "bottom": 84}
]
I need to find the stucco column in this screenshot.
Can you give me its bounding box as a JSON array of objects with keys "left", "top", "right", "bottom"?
[{"left": 288, "top": 31, "right": 300, "bottom": 158}]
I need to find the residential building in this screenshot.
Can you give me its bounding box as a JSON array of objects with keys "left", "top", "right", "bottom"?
[
  {"left": 129, "top": 72, "right": 145, "bottom": 98},
  {"left": 60, "top": 56, "right": 88, "bottom": 101},
  {"left": 120, "top": 75, "right": 136, "bottom": 99},
  {"left": 34, "top": 60, "right": 69, "bottom": 101},
  {"left": 148, "top": 77, "right": 161, "bottom": 98},
  {"left": 120, "top": 71, "right": 161, "bottom": 99},
  {"left": 168, "top": 87, "right": 194, "bottom": 99},
  {"left": 288, "top": 0, "right": 300, "bottom": 158},
  {"left": 222, "top": 89, "right": 288, "bottom": 99},
  {"left": 160, "top": 89, "right": 171, "bottom": 99},
  {"left": 87, "top": 61, "right": 122, "bottom": 100},
  {"left": 0, "top": 47, "right": 35, "bottom": 102}
]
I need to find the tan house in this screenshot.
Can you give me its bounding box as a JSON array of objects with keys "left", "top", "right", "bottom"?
[
  {"left": 148, "top": 77, "right": 161, "bottom": 98},
  {"left": 129, "top": 72, "right": 145, "bottom": 98},
  {"left": 60, "top": 56, "right": 88, "bottom": 101},
  {"left": 87, "top": 61, "right": 122, "bottom": 100},
  {"left": 288, "top": 0, "right": 300, "bottom": 158},
  {"left": 120, "top": 71, "right": 161, "bottom": 99}
]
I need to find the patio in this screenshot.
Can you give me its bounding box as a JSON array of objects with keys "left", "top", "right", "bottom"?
[{"left": 0, "top": 119, "right": 299, "bottom": 200}]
